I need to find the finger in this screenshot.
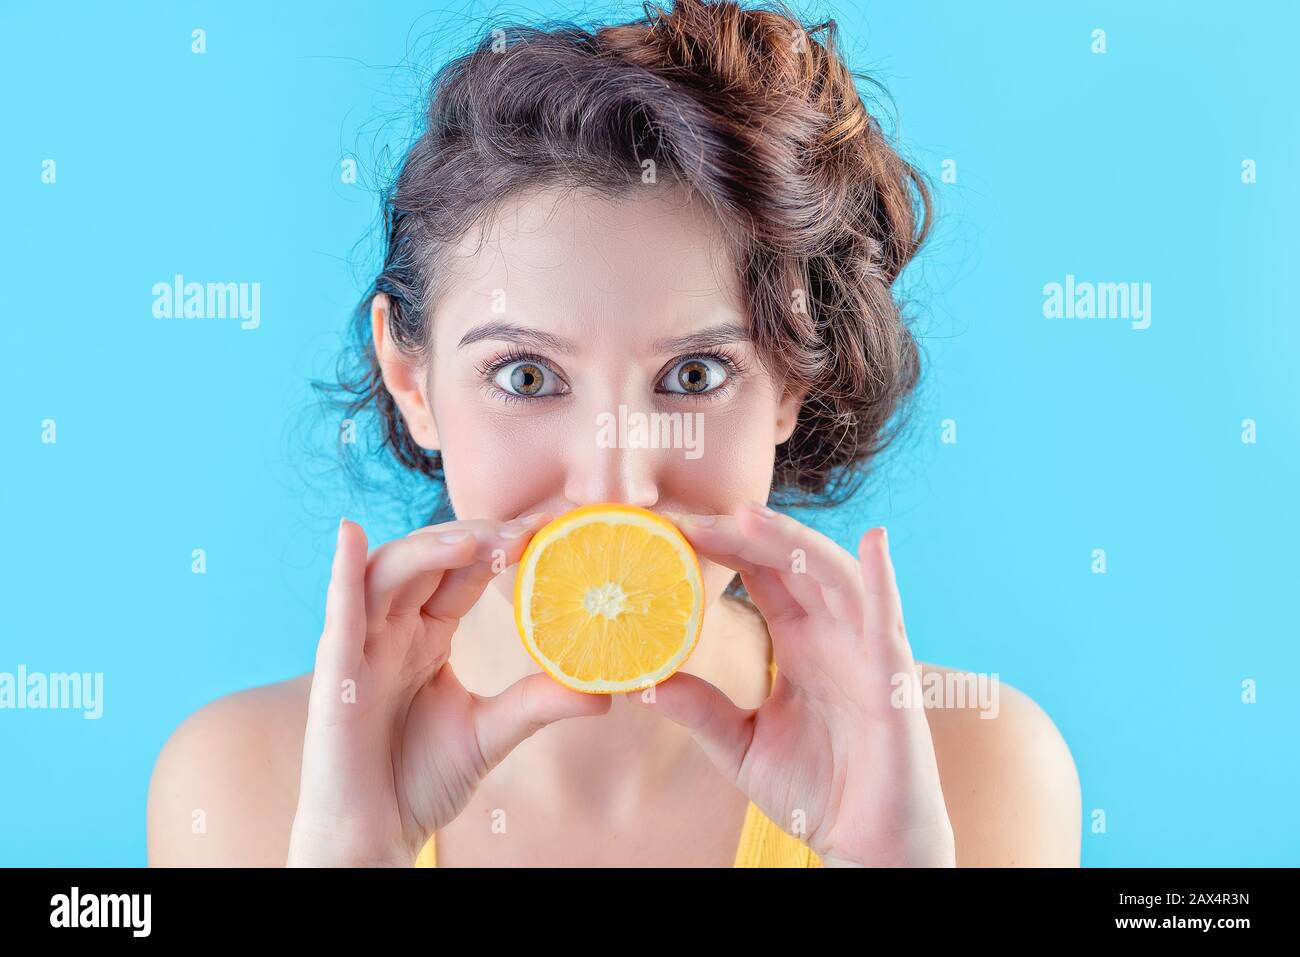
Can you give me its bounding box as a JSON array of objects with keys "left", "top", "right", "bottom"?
[
  {"left": 858, "top": 526, "right": 914, "bottom": 671},
  {"left": 316, "top": 518, "right": 368, "bottom": 681},
  {"left": 664, "top": 506, "right": 824, "bottom": 612},
  {"left": 363, "top": 532, "right": 481, "bottom": 628},
  {"left": 739, "top": 567, "right": 804, "bottom": 628},
  {"left": 418, "top": 514, "right": 551, "bottom": 622},
  {"left": 390, "top": 521, "right": 509, "bottom": 617},
  {"left": 416, "top": 514, "right": 548, "bottom": 621},
  {"left": 470, "top": 672, "right": 611, "bottom": 769},
  {"left": 662, "top": 510, "right": 760, "bottom": 575},
  {"left": 732, "top": 504, "right": 841, "bottom": 614},
  {"left": 624, "top": 671, "right": 753, "bottom": 784},
  {"left": 670, "top": 504, "right": 864, "bottom": 622},
  {"left": 402, "top": 510, "right": 549, "bottom": 539},
  {"left": 414, "top": 557, "right": 498, "bottom": 624}
]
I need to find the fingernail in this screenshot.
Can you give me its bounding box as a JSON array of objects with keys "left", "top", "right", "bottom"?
[
  {"left": 746, "top": 500, "right": 776, "bottom": 518},
  {"left": 682, "top": 513, "right": 716, "bottom": 527},
  {"left": 500, "top": 512, "right": 548, "bottom": 539},
  {"left": 438, "top": 530, "right": 469, "bottom": 544}
]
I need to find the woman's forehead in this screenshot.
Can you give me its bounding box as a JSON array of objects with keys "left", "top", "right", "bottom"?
[
  {"left": 433, "top": 186, "right": 746, "bottom": 351},
  {"left": 449, "top": 185, "right": 734, "bottom": 279}
]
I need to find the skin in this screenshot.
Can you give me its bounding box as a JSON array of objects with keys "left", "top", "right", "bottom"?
[{"left": 147, "top": 184, "right": 1083, "bottom": 867}]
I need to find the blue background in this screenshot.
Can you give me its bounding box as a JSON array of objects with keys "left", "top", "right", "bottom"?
[{"left": 1, "top": 0, "right": 1296, "bottom": 866}]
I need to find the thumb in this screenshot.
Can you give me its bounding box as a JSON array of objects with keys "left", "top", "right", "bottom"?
[
  {"left": 625, "top": 672, "right": 753, "bottom": 784},
  {"left": 471, "top": 673, "right": 611, "bottom": 769}
]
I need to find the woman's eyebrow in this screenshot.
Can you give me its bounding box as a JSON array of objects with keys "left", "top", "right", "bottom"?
[
  {"left": 457, "top": 321, "right": 576, "bottom": 354},
  {"left": 456, "top": 320, "right": 751, "bottom": 354},
  {"left": 651, "top": 322, "right": 751, "bottom": 354}
]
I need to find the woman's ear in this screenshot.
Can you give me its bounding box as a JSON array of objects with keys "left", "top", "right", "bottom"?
[
  {"left": 371, "top": 293, "right": 441, "bottom": 450},
  {"left": 775, "top": 386, "right": 807, "bottom": 446}
]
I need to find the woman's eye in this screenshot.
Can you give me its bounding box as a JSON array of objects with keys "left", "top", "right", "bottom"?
[
  {"left": 660, "top": 356, "right": 729, "bottom": 395},
  {"left": 493, "top": 359, "right": 563, "bottom": 398}
]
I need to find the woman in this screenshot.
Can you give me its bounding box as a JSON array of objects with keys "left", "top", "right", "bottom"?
[{"left": 147, "top": 0, "right": 1081, "bottom": 867}]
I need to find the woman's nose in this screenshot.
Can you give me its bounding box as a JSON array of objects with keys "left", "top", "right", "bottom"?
[{"left": 562, "top": 403, "right": 662, "bottom": 509}]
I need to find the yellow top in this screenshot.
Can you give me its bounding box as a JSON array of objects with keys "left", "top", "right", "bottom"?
[{"left": 415, "top": 658, "right": 823, "bottom": 867}]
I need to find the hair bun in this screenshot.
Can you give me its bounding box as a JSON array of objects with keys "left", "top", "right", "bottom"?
[{"left": 625, "top": 0, "right": 872, "bottom": 157}]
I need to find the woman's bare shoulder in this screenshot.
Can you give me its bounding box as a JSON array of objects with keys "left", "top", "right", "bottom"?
[
  {"left": 146, "top": 672, "right": 314, "bottom": 867},
  {"left": 915, "top": 661, "right": 1082, "bottom": 866}
]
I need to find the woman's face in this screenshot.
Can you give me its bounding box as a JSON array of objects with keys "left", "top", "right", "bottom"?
[{"left": 375, "top": 184, "right": 803, "bottom": 604}]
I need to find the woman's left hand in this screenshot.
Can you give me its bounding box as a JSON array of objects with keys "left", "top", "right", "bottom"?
[{"left": 640, "top": 501, "right": 956, "bottom": 867}]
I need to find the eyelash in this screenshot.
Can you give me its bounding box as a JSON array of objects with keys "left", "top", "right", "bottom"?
[{"left": 474, "top": 347, "right": 749, "bottom": 406}]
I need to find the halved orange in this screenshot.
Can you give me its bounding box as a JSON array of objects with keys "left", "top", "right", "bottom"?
[{"left": 514, "top": 504, "right": 705, "bottom": 694}]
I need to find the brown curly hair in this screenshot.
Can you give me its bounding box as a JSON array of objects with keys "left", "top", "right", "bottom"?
[{"left": 319, "top": 0, "right": 932, "bottom": 543}]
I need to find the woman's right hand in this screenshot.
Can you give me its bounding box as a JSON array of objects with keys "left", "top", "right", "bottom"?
[{"left": 286, "top": 512, "right": 610, "bottom": 866}]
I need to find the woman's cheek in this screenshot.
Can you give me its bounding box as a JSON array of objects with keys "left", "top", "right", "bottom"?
[
  {"left": 669, "top": 402, "right": 778, "bottom": 505},
  {"left": 440, "top": 409, "right": 568, "bottom": 521},
  {"left": 439, "top": 408, "right": 572, "bottom": 606}
]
